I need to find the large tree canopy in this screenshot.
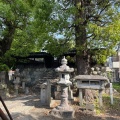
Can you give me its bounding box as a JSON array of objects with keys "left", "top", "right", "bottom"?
[
  {"left": 0, "top": 0, "right": 54, "bottom": 69},
  {"left": 0, "top": 0, "right": 120, "bottom": 73},
  {"left": 42, "top": 0, "right": 120, "bottom": 74},
  {"left": 0, "top": 0, "right": 54, "bottom": 56},
  {"left": 0, "top": 0, "right": 32, "bottom": 55}
]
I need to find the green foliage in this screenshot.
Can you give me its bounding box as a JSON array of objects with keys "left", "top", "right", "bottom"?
[
  {"left": 91, "top": 49, "right": 116, "bottom": 64},
  {"left": 94, "top": 92, "right": 120, "bottom": 115},
  {"left": 0, "top": 63, "right": 9, "bottom": 71},
  {"left": 0, "top": 0, "right": 33, "bottom": 56},
  {"left": 0, "top": 51, "right": 16, "bottom": 70},
  {"left": 26, "top": 0, "right": 120, "bottom": 65},
  {"left": 102, "top": 93, "right": 120, "bottom": 113},
  {"left": 8, "top": 0, "right": 56, "bottom": 57},
  {"left": 113, "top": 83, "right": 120, "bottom": 93},
  {"left": 66, "top": 56, "right": 75, "bottom": 63},
  {"left": 0, "top": 0, "right": 120, "bottom": 69}
]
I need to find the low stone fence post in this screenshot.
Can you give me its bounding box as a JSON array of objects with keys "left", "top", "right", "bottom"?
[
  {"left": 40, "top": 80, "right": 51, "bottom": 106},
  {"left": 110, "top": 83, "right": 113, "bottom": 104},
  {"left": 13, "top": 69, "right": 21, "bottom": 96}
]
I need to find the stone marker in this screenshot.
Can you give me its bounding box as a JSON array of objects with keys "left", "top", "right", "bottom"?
[
  {"left": 86, "top": 103, "right": 94, "bottom": 111},
  {"left": 13, "top": 69, "right": 21, "bottom": 96},
  {"left": 50, "top": 56, "right": 75, "bottom": 119},
  {"left": 110, "top": 83, "right": 113, "bottom": 104},
  {"left": 40, "top": 80, "right": 51, "bottom": 106},
  {"left": 40, "top": 82, "right": 47, "bottom": 105}
]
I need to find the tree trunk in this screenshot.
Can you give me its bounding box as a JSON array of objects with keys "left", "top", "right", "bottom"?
[
  {"left": 76, "top": 54, "right": 90, "bottom": 75},
  {"left": 74, "top": 0, "right": 90, "bottom": 75},
  {"left": 74, "top": 0, "right": 96, "bottom": 104},
  {"left": 0, "top": 21, "right": 15, "bottom": 56}
]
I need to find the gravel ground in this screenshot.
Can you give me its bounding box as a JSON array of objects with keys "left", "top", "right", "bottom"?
[{"left": 0, "top": 95, "right": 120, "bottom": 120}]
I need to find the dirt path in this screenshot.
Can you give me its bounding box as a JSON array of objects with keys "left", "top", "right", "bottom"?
[{"left": 0, "top": 95, "right": 119, "bottom": 120}]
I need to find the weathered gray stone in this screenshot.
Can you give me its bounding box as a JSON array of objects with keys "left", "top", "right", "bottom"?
[
  {"left": 50, "top": 108, "right": 75, "bottom": 119},
  {"left": 56, "top": 85, "right": 61, "bottom": 92},
  {"left": 0, "top": 71, "right": 8, "bottom": 99},
  {"left": 0, "top": 71, "right": 6, "bottom": 83},
  {"left": 75, "top": 75, "right": 109, "bottom": 81},
  {"left": 40, "top": 80, "right": 51, "bottom": 106},
  {"left": 75, "top": 75, "right": 109, "bottom": 107},
  {"left": 25, "top": 87, "right": 29, "bottom": 94},
  {"left": 13, "top": 68, "right": 21, "bottom": 96},
  {"left": 55, "top": 91, "right": 61, "bottom": 100},
  {"left": 68, "top": 86, "right": 74, "bottom": 101},
  {"left": 86, "top": 103, "right": 94, "bottom": 111},
  {"left": 40, "top": 82, "right": 48, "bottom": 105},
  {"left": 50, "top": 57, "right": 74, "bottom": 119}
]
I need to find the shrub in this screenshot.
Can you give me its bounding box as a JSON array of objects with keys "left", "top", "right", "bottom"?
[{"left": 0, "top": 63, "right": 9, "bottom": 71}]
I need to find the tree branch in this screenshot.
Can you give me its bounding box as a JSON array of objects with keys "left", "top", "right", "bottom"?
[
  {"left": 98, "top": 3, "right": 111, "bottom": 15},
  {"left": 86, "top": 33, "right": 95, "bottom": 39}
]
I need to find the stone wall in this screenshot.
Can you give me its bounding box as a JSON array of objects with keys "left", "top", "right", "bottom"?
[
  {"left": 0, "top": 71, "right": 8, "bottom": 99},
  {"left": 18, "top": 68, "right": 59, "bottom": 86}
]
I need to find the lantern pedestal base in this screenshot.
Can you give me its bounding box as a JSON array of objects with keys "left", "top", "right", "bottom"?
[{"left": 50, "top": 106, "right": 75, "bottom": 119}]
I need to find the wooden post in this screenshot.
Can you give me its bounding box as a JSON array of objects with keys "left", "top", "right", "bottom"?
[
  {"left": 110, "top": 83, "right": 113, "bottom": 104},
  {"left": 99, "top": 89, "right": 103, "bottom": 107},
  {"left": 79, "top": 89, "right": 83, "bottom": 106}
]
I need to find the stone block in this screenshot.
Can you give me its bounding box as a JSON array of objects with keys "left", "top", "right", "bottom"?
[
  {"left": 55, "top": 92, "right": 61, "bottom": 100},
  {"left": 86, "top": 103, "right": 94, "bottom": 111},
  {"left": 56, "top": 85, "right": 61, "bottom": 91},
  {"left": 50, "top": 108, "right": 75, "bottom": 119},
  {"left": 40, "top": 88, "right": 47, "bottom": 104},
  {"left": 40, "top": 81, "right": 51, "bottom": 106}
]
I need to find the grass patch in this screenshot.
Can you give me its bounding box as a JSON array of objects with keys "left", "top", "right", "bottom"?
[
  {"left": 113, "top": 83, "right": 120, "bottom": 92},
  {"left": 94, "top": 97, "right": 105, "bottom": 115},
  {"left": 94, "top": 87, "right": 120, "bottom": 115},
  {"left": 102, "top": 93, "right": 120, "bottom": 111},
  {"left": 94, "top": 96, "right": 119, "bottom": 115}
]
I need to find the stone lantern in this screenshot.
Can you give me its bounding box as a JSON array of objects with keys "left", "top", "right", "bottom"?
[
  {"left": 50, "top": 56, "right": 74, "bottom": 119},
  {"left": 13, "top": 68, "right": 21, "bottom": 96}
]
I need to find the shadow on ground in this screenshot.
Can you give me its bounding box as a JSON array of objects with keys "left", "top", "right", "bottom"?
[
  {"left": 11, "top": 111, "right": 120, "bottom": 120},
  {"left": 3, "top": 94, "right": 120, "bottom": 120}
]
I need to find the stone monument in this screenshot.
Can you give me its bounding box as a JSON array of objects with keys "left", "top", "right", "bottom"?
[
  {"left": 0, "top": 71, "right": 7, "bottom": 99},
  {"left": 21, "top": 71, "right": 26, "bottom": 90},
  {"left": 21, "top": 69, "right": 31, "bottom": 94},
  {"left": 13, "top": 68, "right": 21, "bottom": 96},
  {"left": 75, "top": 75, "right": 109, "bottom": 107},
  {"left": 50, "top": 56, "right": 75, "bottom": 119},
  {"left": 40, "top": 80, "right": 51, "bottom": 106}
]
